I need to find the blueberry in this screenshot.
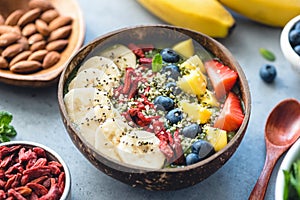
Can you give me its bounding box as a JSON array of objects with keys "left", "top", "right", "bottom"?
[
  {"left": 160, "top": 48, "right": 180, "bottom": 63},
  {"left": 294, "top": 45, "right": 300, "bottom": 56},
  {"left": 289, "top": 29, "right": 300, "bottom": 47},
  {"left": 154, "top": 96, "right": 174, "bottom": 111},
  {"left": 181, "top": 124, "right": 201, "bottom": 138},
  {"left": 162, "top": 64, "right": 181, "bottom": 81},
  {"left": 259, "top": 64, "right": 277, "bottom": 83},
  {"left": 191, "top": 140, "right": 215, "bottom": 160},
  {"left": 165, "top": 82, "right": 182, "bottom": 95},
  {"left": 294, "top": 21, "right": 300, "bottom": 30},
  {"left": 185, "top": 153, "right": 200, "bottom": 165},
  {"left": 166, "top": 108, "right": 183, "bottom": 125}
]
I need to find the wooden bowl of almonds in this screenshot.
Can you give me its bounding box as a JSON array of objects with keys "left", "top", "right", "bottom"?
[{"left": 0, "top": 0, "right": 84, "bottom": 87}]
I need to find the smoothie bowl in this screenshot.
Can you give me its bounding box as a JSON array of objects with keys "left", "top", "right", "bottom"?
[{"left": 58, "top": 25, "right": 251, "bottom": 190}]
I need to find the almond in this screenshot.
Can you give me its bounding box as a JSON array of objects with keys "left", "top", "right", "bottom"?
[
  {"left": 22, "top": 23, "right": 37, "bottom": 37},
  {"left": 42, "top": 51, "right": 60, "bottom": 68},
  {"left": 0, "top": 32, "right": 21, "bottom": 47},
  {"left": 29, "top": 0, "right": 54, "bottom": 11},
  {"left": 28, "top": 33, "right": 44, "bottom": 45},
  {"left": 0, "top": 25, "right": 21, "bottom": 35},
  {"left": 0, "top": 14, "right": 5, "bottom": 25},
  {"left": 17, "top": 37, "right": 29, "bottom": 48},
  {"left": 5, "top": 10, "right": 25, "bottom": 26},
  {"left": 0, "top": 56, "right": 8, "bottom": 69},
  {"left": 35, "top": 19, "right": 50, "bottom": 36},
  {"left": 46, "top": 39, "right": 68, "bottom": 52},
  {"left": 48, "top": 16, "right": 72, "bottom": 31},
  {"left": 48, "top": 25, "right": 72, "bottom": 42},
  {"left": 9, "top": 50, "right": 32, "bottom": 67},
  {"left": 2, "top": 43, "right": 28, "bottom": 58},
  {"left": 28, "top": 49, "right": 47, "bottom": 61},
  {"left": 18, "top": 8, "right": 41, "bottom": 27},
  {"left": 10, "top": 60, "right": 42, "bottom": 73},
  {"left": 40, "top": 9, "right": 59, "bottom": 23},
  {"left": 30, "top": 40, "right": 46, "bottom": 52}
]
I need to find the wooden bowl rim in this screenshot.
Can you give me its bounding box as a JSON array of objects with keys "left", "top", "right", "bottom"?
[
  {"left": 58, "top": 24, "right": 251, "bottom": 173},
  {"left": 0, "top": 0, "right": 85, "bottom": 87}
]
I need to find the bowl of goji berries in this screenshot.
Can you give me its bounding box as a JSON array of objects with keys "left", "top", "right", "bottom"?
[
  {"left": 58, "top": 25, "right": 251, "bottom": 190},
  {"left": 0, "top": 141, "right": 71, "bottom": 199}
]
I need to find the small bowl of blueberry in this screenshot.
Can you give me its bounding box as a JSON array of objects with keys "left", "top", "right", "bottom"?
[{"left": 280, "top": 15, "right": 300, "bottom": 74}]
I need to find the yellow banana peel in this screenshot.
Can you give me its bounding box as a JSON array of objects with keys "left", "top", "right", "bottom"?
[
  {"left": 219, "top": 0, "right": 300, "bottom": 27},
  {"left": 137, "top": 0, "right": 235, "bottom": 38}
]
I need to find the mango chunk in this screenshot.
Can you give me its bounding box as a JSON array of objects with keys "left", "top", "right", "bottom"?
[
  {"left": 180, "top": 101, "right": 212, "bottom": 124},
  {"left": 180, "top": 55, "right": 206, "bottom": 74},
  {"left": 204, "top": 126, "right": 227, "bottom": 151},
  {"left": 172, "top": 39, "right": 194, "bottom": 58},
  {"left": 177, "top": 69, "right": 207, "bottom": 96}
]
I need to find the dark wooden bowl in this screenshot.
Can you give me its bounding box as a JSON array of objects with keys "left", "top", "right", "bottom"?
[
  {"left": 58, "top": 25, "right": 251, "bottom": 191},
  {"left": 0, "top": 0, "right": 85, "bottom": 87}
]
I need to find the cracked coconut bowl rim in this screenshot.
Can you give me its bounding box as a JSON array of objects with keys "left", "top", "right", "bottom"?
[
  {"left": 57, "top": 25, "right": 251, "bottom": 190},
  {"left": 0, "top": 0, "right": 85, "bottom": 87}
]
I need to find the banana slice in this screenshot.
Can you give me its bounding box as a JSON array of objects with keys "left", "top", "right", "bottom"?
[
  {"left": 116, "top": 130, "right": 166, "bottom": 169},
  {"left": 64, "top": 88, "right": 106, "bottom": 123},
  {"left": 68, "top": 68, "right": 119, "bottom": 91},
  {"left": 100, "top": 44, "right": 137, "bottom": 70},
  {"left": 78, "top": 56, "right": 121, "bottom": 79}
]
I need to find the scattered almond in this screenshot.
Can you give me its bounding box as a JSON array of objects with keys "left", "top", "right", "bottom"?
[
  {"left": 22, "top": 23, "right": 37, "bottom": 37},
  {"left": 40, "top": 9, "right": 59, "bottom": 23},
  {"left": 29, "top": 0, "right": 54, "bottom": 11},
  {"left": 46, "top": 39, "right": 68, "bottom": 52},
  {"left": 35, "top": 19, "right": 50, "bottom": 36},
  {"left": 30, "top": 40, "right": 46, "bottom": 52},
  {"left": 9, "top": 51, "right": 32, "bottom": 67},
  {"left": 48, "top": 16, "right": 72, "bottom": 31},
  {"left": 28, "top": 33, "right": 43, "bottom": 45},
  {"left": 43, "top": 51, "right": 60, "bottom": 68},
  {"left": 10, "top": 60, "right": 42, "bottom": 73},
  {"left": 2, "top": 43, "right": 28, "bottom": 58},
  {"left": 0, "top": 56, "right": 8, "bottom": 69},
  {"left": 48, "top": 25, "right": 72, "bottom": 42},
  {"left": 18, "top": 8, "right": 41, "bottom": 27},
  {"left": 28, "top": 49, "right": 47, "bottom": 61},
  {"left": 5, "top": 10, "right": 25, "bottom": 26},
  {"left": 0, "top": 32, "right": 21, "bottom": 47},
  {"left": 17, "top": 37, "right": 29, "bottom": 48}
]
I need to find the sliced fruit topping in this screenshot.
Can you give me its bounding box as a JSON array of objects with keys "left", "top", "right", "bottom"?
[
  {"left": 203, "top": 125, "right": 227, "bottom": 151},
  {"left": 205, "top": 60, "right": 238, "bottom": 100},
  {"left": 213, "top": 92, "right": 244, "bottom": 132},
  {"left": 100, "top": 44, "right": 137, "bottom": 70},
  {"left": 177, "top": 69, "right": 207, "bottom": 96},
  {"left": 172, "top": 38, "right": 194, "bottom": 58},
  {"left": 180, "top": 101, "right": 212, "bottom": 124},
  {"left": 180, "top": 54, "right": 205, "bottom": 74}
]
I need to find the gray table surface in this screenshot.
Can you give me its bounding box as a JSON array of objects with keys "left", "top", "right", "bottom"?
[{"left": 1, "top": 1, "right": 300, "bottom": 199}]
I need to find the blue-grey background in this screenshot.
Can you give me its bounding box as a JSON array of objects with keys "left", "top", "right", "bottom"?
[{"left": 1, "top": 1, "right": 300, "bottom": 199}]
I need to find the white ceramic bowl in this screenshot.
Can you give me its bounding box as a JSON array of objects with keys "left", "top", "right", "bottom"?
[
  {"left": 275, "top": 138, "right": 300, "bottom": 200},
  {"left": 0, "top": 141, "right": 71, "bottom": 200},
  {"left": 280, "top": 15, "right": 300, "bottom": 74}
]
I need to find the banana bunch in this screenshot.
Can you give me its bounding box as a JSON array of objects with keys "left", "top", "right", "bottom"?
[{"left": 137, "top": 0, "right": 300, "bottom": 38}]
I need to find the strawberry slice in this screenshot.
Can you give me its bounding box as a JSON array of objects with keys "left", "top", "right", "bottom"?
[
  {"left": 205, "top": 60, "right": 238, "bottom": 100},
  {"left": 214, "top": 92, "right": 244, "bottom": 132}
]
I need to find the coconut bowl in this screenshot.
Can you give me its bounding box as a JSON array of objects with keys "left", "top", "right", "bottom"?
[
  {"left": 57, "top": 25, "right": 251, "bottom": 191},
  {"left": 0, "top": 0, "right": 84, "bottom": 87}
]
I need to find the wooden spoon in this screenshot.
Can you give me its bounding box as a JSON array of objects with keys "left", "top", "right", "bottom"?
[{"left": 249, "top": 98, "right": 300, "bottom": 200}]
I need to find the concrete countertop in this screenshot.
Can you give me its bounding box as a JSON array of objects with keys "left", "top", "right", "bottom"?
[{"left": 0, "top": 0, "right": 299, "bottom": 199}]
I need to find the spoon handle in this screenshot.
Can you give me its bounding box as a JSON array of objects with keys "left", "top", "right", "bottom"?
[{"left": 248, "top": 149, "right": 279, "bottom": 200}]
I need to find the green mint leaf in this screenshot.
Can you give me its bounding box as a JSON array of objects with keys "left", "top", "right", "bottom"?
[
  {"left": 0, "top": 135, "right": 10, "bottom": 143},
  {"left": 152, "top": 53, "right": 163, "bottom": 72},
  {"left": 0, "top": 111, "right": 12, "bottom": 125},
  {"left": 259, "top": 48, "right": 276, "bottom": 61},
  {"left": 3, "top": 125, "right": 17, "bottom": 137}
]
